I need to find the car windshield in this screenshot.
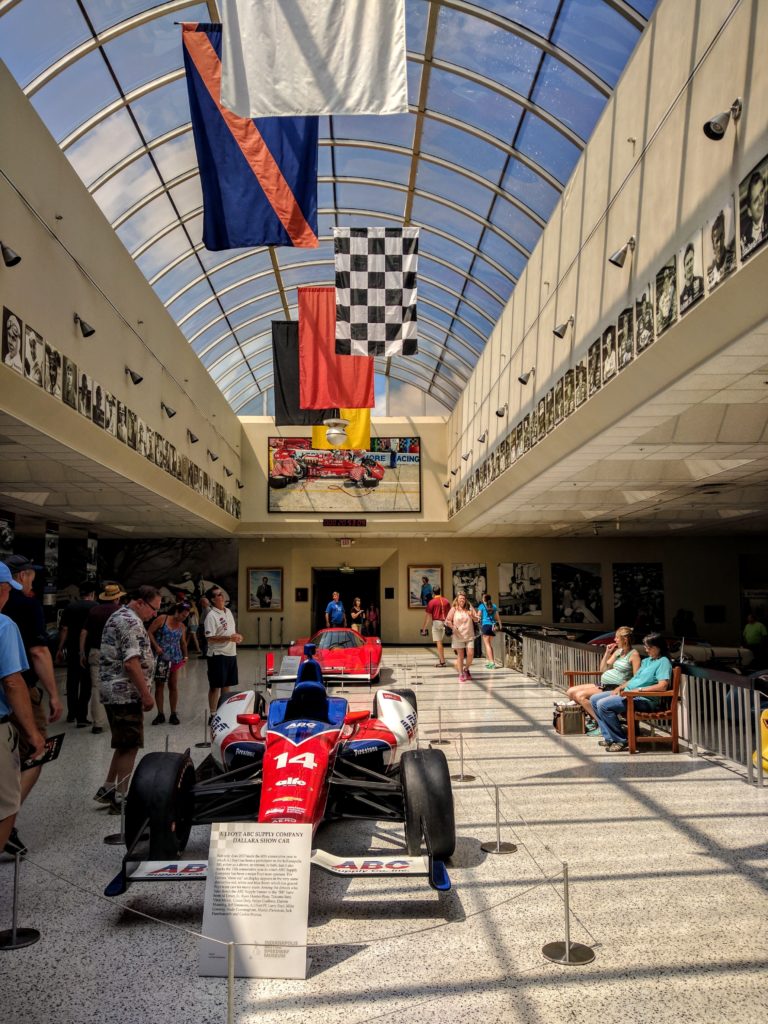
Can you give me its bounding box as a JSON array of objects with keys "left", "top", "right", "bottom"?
[{"left": 314, "top": 630, "right": 364, "bottom": 650}]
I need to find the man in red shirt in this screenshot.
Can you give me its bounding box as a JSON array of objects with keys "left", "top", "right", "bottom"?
[{"left": 422, "top": 586, "right": 451, "bottom": 668}]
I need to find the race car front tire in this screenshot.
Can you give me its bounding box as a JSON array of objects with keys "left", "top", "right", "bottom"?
[
  {"left": 125, "top": 751, "right": 196, "bottom": 859},
  {"left": 400, "top": 748, "right": 455, "bottom": 859}
]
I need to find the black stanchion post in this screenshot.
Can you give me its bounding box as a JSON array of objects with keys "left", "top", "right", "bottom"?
[
  {"left": 268, "top": 616, "right": 273, "bottom": 647},
  {"left": 0, "top": 852, "right": 41, "bottom": 950}
]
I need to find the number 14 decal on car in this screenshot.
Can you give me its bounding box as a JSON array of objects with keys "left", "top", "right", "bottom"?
[{"left": 274, "top": 751, "right": 318, "bottom": 770}]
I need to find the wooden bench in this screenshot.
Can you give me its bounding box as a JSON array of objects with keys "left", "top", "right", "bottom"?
[{"left": 625, "top": 665, "right": 681, "bottom": 754}]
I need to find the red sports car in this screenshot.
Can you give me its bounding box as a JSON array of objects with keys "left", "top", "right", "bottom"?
[{"left": 268, "top": 628, "right": 383, "bottom": 683}]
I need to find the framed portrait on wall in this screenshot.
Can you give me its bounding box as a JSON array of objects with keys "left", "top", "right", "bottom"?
[
  {"left": 655, "top": 256, "right": 677, "bottom": 335},
  {"left": 678, "top": 230, "right": 704, "bottom": 313},
  {"left": 617, "top": 307, "right": 634, "bottom": 369},
  {"left": 574, "top": 359, "right": 587, "bottom": 406},
  {"left": 2, "top": 307, "right": 23, "bottom": 375},
  {"left": 23, "top": 324, "right": 44, "bottom": 386},
  {"left": 588, "top": 339, "right": 602, "bottom": 396},
  {"left": 635, "top": 284, "right": 654, "bottom": 352},
  {"left": 739, "top": 156, "right": 768, "bottom": 261},
  {"left": 408, "top": 565, "right": 442, "bottom": 608},
  {"left": 704, "top": 196, "right": 736, "bottom": 290},
  {"left": 44, "top": 343, "right": 62, "bottom": 399},
  {"left": 602, "top": 325, "right": 617, "bottom": 383},
  {"left": 247, "top": 567, "right": 283, "bottom": 612}
]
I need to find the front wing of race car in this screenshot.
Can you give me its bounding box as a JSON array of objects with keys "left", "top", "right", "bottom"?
[{"left": 106, "top": 845, "right": 450, "bottom": 897}]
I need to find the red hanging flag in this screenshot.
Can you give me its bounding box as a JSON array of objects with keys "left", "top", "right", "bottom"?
[{"left": 298, "top": 287, "right": 374, "bottom": 409}]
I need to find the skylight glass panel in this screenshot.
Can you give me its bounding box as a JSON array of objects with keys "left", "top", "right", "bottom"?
[
  {"left": 153, "top": 257, "right": 201, "bottom": 304},
  {"left": 553, "top": 0, "right": 643, "bottom": 87},
  {"left": 405, "top": 0, "right": 428, "bottom": 54},
  {"left": 131, "top": 78, "right": 190, "bottom": 141},
  {"left": 168, "top": 176, "right": 203, "bottom": 217},
  {"left": 410, "top": 196, "right": 482, "bottom": 249},
  {"left": 0, "top": 0, "right": 90, "bottom": 86},
  {"left": 532, "top": 56, "right": 607, "bottom": 140},
  {"left": 31, "top": 50, "right": 119, "bottom": 143},
  {"left": 515, "top": 113, "right": 581, "bottom": 185},
  {"left": 421, "top": 257, "right": 467, "bottom": 295},
  {"left": 474, "top": 0, "right": 560, "bottom": 37},
  {"left": 501, "top": 158, "right": 560, "bottom": 220},
  {"left": 427, "top": 71, "right": 522, "bottom": 143},
  {"left": 416, "top": 163, "right": 495, "bottom": 218},
  {"left": 103, "top": 5, "right": 207, "bottom": 93},
  {"left": 463, "top": 281, "right": 505, "bottom": 320},
  {"left": 167, "top": 279, "right": 215, "bottom": 321},
  {"left": 335, "top": 183, "right": 406, "bottom": 219},
  {"left": 488, "top": 196, "right": 542, "bottom": 253},
  {"left": 152, "top": 131, "right": 197, "bottom": 180},
  {"left": 418, "top": 230, "right": 475, "bottom": 273},
  {"left": 333, "top": 148, "right": 411, "bottom": 186},
  {"left": 136, "top": 227, "right": 190, "bottom": 281},
  {"left": 96, "top": 154, "right": 158, "bottom": 223},
  {"left": 114, "top": 192, "right": 176, "bottom": 252},
  {"left": 332, "top": 114, "right": 413, "bottom": 149},
  {"left": 435, "top": 7, "right": 540, "bottom": 96},
  {"left": 420, "top": 119, "right": 507, "bottom": 184},
  {"left": 478, "top": 231, "right": 527, "bottom": 279},
  {"left": 210, "top": 255, "right": 274, "bottom": 291},
  {"left": 66, "top": 109, "right": 143, "bottom": 188}
]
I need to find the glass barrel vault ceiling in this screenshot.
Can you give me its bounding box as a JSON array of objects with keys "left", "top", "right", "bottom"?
[{"left": 0, "top": 0, "right": 656, "bottom": 415}]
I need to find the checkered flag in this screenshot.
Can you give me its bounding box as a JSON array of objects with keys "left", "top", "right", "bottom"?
[{"left": 334, "top": 227, "right": 418, "bottom": 356}]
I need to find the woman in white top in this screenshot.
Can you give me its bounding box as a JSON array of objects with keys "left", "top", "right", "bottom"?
[
  {"left": 566, "top": 626, "right": 641, "bottom": 726},
  {"left": 445, "top": 592, "right": 480, "bottom": 682}
]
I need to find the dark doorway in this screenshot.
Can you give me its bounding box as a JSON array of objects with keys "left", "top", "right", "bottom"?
[{"left": 312, "top": 568, "right": 380, "bottom": 635}]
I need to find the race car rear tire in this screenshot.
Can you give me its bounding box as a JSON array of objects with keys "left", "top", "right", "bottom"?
[
  {"left": 360, "top": 478, "right": 379, "bottom": 488},
  {"left": 268, "top": 477, "right": 289, "bottom": 489},
  {"left": 125, "top": 752, "right": 196, "bottom": 860},
  {"left": 400, "top": 748, "right": 455, "bottom": 859}
]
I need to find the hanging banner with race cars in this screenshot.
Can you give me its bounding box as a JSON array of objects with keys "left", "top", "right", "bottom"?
[{"left": 267, "top": 436, "right": 421, "bottom": 513}]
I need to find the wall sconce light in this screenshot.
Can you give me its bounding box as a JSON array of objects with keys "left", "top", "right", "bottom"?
[
  {"left": 443, "top": 481, "right": 450, "bottom": 489},
  {"left": 450, "top": 468, "right": 459, "bottom": 476},
  {"left": 703, "top": 97, "right": 742, "bottom": 140},
  {"left": 74, "top": 313, "right": 96, "bottom": 338},
  {"left": 324, "top": 417, "right": 349, "bottom": 446},
  {"left": 1, "top": 241, "right": 21, "bottom": 267},
  {"left": 462, "top": 449, "right": 472, "bottom": 462},
  {"left": 477, "top": 432, "right": 487, "bottom": 444},
  {"left": 207, "top": 449, "right": 219, "bottom": 462},
  {"left": 608, "top": 235, "right": 636, "bottom": 268},
  {"left": 160, "top": 401, "right": 177, "bottom": 418},
  {"left": 553, "top": 315, "right": 574, "bottom": 339},
  {"left": 224, "top": 467, "right": 233, "bottom": 477},
  {"left": 495, "top": 403, "right": 508, "bottom": 418},
  {"left": 187, "top": 430, "right": 199, "bottom": 444},
  {"left": 518, "top": 367, "right": 535, "bottom": 385},
  {"left": 125, "top": 366, "right": 143, "bottom": 385},
  {"left": 236, "top": 479, "right": 244, "bottom": 489}
]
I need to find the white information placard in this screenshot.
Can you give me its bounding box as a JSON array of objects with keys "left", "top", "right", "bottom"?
[{"left": 199, "top": 822, "right": 312, "bottom": 979}]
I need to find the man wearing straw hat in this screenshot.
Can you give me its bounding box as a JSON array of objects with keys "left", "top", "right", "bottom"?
[{"left": 82, "top": 582, "right": 126, "bottom": 742}]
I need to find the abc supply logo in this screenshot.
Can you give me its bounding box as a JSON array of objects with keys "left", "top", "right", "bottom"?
[{"left": 332, "top": 859, "right": 410, "bottom": 873}]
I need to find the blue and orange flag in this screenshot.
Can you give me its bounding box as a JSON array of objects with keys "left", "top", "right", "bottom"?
[{"left": 181, "top": 23, "right": 318, "bottom": 251}]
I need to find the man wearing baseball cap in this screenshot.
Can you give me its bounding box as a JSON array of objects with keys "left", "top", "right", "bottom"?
[
  {"left": 2, "top": 554, "right": 62, "bottom": 856},
  {"left": 0, "top": 563, "right": 45, "bottom": 856}
]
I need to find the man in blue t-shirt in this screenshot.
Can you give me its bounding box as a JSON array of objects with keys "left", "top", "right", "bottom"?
[
  {"left": 0, "top": 563, "right": 45, "bottom": 854},
  {"left": 325, "top": 592, "right": 346, "bottom": 628}
]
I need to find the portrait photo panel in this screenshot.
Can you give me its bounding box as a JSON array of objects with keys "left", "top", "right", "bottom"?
[
  {"left": 739, "top": 155, "right": 768, "bottom": 262},
  {"left": 704, "top": 195, "right": 736, "bottom": 290},
  {"left": 678, "top": 230, "right": 705, "bottom": 314}
]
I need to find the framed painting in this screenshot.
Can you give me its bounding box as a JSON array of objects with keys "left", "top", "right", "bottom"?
[
  {"left": 247, "top": 567, "right": 283, "bottom": 612},
  {"left": 408, "top": 565, "right": 442, "bottom": 608}
]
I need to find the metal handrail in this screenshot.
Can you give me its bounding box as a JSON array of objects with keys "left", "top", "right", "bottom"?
[{"left": 522, "top": 634, "right": 765, "bottom": 787}]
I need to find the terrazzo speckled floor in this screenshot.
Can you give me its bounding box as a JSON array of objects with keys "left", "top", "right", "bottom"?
[{"left": 1, "top": 648, "right": 766, "bottom": 1024}]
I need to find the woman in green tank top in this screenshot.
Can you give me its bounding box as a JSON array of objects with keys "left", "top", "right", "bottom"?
[{"left": 566, "top": 627, "right": 641, "bottom": 726}]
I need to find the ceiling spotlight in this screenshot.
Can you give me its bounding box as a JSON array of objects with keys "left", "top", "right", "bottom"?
[
  {"left": 703, "top": 97, "right": 742, "bottom": 140},
  {"left": 518, "top": 367, "right": 535, "bottom": 386},
  {"left": 608, "top": 235, "right": 636, "bottom": 268},
  {"left": 236, "top": 479, "right": 244, "bottom": 489},
  {"left": 224, "top": 467, "right": 233, "bottom": 477},
  {"left": 160, "top": 401, "right": 177, "bottom": 418},
  {"left": 74, "top": 313, "right": 96, "bottom": 338},
  {"left": 207, "top": 449, "right": 219, "bottom": 462},
  {"left": 187, "top": 430, "right": 199, "bottom": 444},
  {"left": 324, "top": 417, "right": 349, "bottom": 446},
  {"left": 462, "top": 450, "right": 473, "bottom": 462},
  {"left": 477, "top": 432, "right": 487, "bottom": 444},
  {"left": 495, "top": 404, "right": 508, "bottom": 418},
  {"left": 125, "top": 366, "right": 143, "bottom": 385},
  {"left": 450, "top": 468, "right": 459, "bottom": 476},
  {"left": 1, "top": 241, "right": 21, "bottom": 267},
  {"left": 553, "top": 315, "right": 574, "bottom": 339}
]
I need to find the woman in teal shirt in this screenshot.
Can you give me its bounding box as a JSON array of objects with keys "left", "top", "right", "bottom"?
[
  {"left": 567, "top": 626, "right": 640, "bottom": 726},
  {"left": 591, "top": 633, "right": 672, "bottom": 751}
]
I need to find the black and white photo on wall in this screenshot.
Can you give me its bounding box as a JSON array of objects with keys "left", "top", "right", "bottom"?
[
  {"left": 574, "top": 359, "right": 587, "bottom": 406},
  {"left": 602, "top": 325, "right": 617, "bottom": 383},
  {"left": 739, "top": 154, "right": 768, "bottom": 261},
  {"left": 62, "top": 356, "right": 77, "bottom": 409},
  {"left": 588, "top": 338, "right": 601, "bottom": 396},
  {"left": 635, "top": 284, "right": 654, "bottom": 352},
  {"left": 617, "top": 306, "right": 634, "bottom": 369},
  {"left": 45, "top": 343, "right": 61, "bottom": 399},
  {"left": 612, "top": 562, "right": 665, "bottom": 634},
  {"left": 655, "top": 256, "right": 677, "bottom": 335},
  {"left": 515, "top": 421, "right": 524, "bottom": 455},
  {"left": 104, "top": 392, "right": 117, "bottom": 434},
  {"left": 563, "top": 368, "right": 575, "bottom": 415},
  {"left": 704, "top": 197, "right": 736, "bottom": 290},
  {"left": 2, "top": 307, "right": 23, "bottom": 375},
  {"left": 452, "top": 563, "right": 487, "bottom": 604},
  {"left": 545, "top": 388, "right": 554, "bottom": 433},
  {"left": 498, "top": 562, "right": 542, "bottom": 616},
  {"left": 77, "top": 370, "right": 92, "bottom": 419},
  {"left": 92, "top": 382, "right": 106, "bottom": 428},
  {"left": 678, "top": 230, "right": 705, "bottom": 314},
  {"left": 552, "top": 562, "right": 603, "bottom": 624},
  {"left": 554, "top": 377, "right": 564, "bottom": 424},
  {"left": 24, "top": 324, "right": 44, "bottom": 386},
  {"left": 522, "top": 413, "right": 531, "bottom": 451},
  {"left": 126, "top": 408, "right": 137, "bottom": 450},
  {"left": 531, "top": 398, "right": 541, "bottom": 443},
  {"left": 0, "top": 510, "right": 15, "bottom": 559},
  {"left": 116, "top": 400, "right": 127, "bottom": 442}
]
